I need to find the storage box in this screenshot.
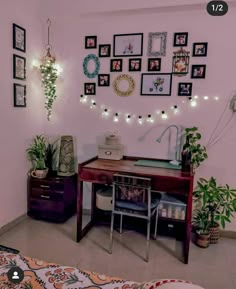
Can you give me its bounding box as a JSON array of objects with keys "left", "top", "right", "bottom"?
[
  {"left": 159, "top": 193, "right": 186, "bottom": 220},
  {"left": 96, "top": 187, "right": 112, "bottom": 211},
  {"left": 98, "top": 143, "right": 124, "bottom": 160}
]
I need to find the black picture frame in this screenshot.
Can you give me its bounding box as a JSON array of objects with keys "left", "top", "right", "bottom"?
[
  {"left": 98, "top": 44, "right": 111, "bottom": 57},
  {"left": 13, "top": 54, "right": 26, "bottom": 80},
  {"left": 13, "top": 23, "right": 26, "bottom": 52},
  {"left": 173, "top": 32, "right": 188, "bottom": 47},
  {"left": 140, "top": 73, "right": 172, "bottom": 96},
  {"left": 113, "top": 33, "right": 143, "bottom": 57},
  {"left": 110, "top": 59, "right": 123, "bottom": 72},
  {"left": 85, "top": 36, "right": 97, "bottom": 49},
  {"left": 128, "top": 58, "right": 142, "bottom": 72},
  {"left": 148, "top": 58, "right": 161, "bottom": 71},
  {"left": 192, "top": 42, "right": 208, "bottom": 57},
  {"left": 84, "top": 83, "right": 96, "bottom": 95},
  {"left": 178, "top": 82, "right": 192, "bottom": 96},
  {"left": 98, "top": 74, "right": 110, "bottom": 87},
  {"left": 191, "top": 65, "right": 206, "bottom": 79},
  {"left": 14, "top": 83, "right": 26, "bottom": 107}
]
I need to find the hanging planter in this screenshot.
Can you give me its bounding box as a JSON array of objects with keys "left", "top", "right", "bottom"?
[{"left": 40, "top": 19, "right": 60, "bottom": 120}]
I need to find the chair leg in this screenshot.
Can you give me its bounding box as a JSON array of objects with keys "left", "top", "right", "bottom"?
[
  {"left": 119, "top": 214, "right": 123, "bottom": 234},
  {"left": 109, "top": 212, "right": 114, "bottom": 254},
  {"left": 146, "top": 219, "right": 151, "bottom": 262},
  {"left": 154, "top": 208, "right": 159, "bottom": 240}
]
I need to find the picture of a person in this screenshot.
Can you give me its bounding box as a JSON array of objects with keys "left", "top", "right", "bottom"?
[
  {"left": 173, "top": 57, "right": 187, "bottom": 73},
  {"left": 15, "top": 28, "right": 24, "bottom": 50},
  {"left": 16, "top": 86, "right": 25, "bottom": 105},
  {"left": 180, "top": 85, "right": 190, "bottom": 94},
  {"left": 101, "top": 46, "right": 108, "bottom": 56},
  {"left": 99, "top": 76, "right": 109, "bottom": 86},
  {"left": 176, "top": 35, "right": 185, "bottom": 45},
  {"left": 86, "top": 85, "right": 94, "bottom": 94},
  {"left": 193, "top": 67, "right": 204, "bottom": 77},
  {"left": 149, "top": 60, "right": 160, "bottom": 71},
  {"left": 196, "top": 45, "right": 205, "bottom": 55},
  {"left": 113, "top": 61, "right": 121, "bottom": 71},
  {"left": 16, "top": 58, "right": 24, "bottom": 78},
  {"left": 87, "top": 38, "right": 94, "bottom": 47},
  {"left": 130, "top": 60, "right": 140, "bottom": 71}
]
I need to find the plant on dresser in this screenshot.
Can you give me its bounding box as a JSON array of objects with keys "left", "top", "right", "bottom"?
[{"left": 26, "top": 135, "right": 49, "bottom": 179}]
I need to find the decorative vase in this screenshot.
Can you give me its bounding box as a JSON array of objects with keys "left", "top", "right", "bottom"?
[
  {"left": 195, "top": 231, "right": 210, "bottom": 248},
  {"left": 209, "top": 223, "right": 220, "bottom": 244},
  {"left": 57, "top": 135, "right": 75, "bottom": 176}
]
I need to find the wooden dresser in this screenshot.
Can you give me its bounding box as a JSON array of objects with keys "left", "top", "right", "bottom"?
[{"left": 27, "top": 173, "right": 77, "bottom": 222}]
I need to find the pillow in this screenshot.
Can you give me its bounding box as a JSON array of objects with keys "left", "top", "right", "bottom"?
[{"left": 134, "top": 279, "right": 204, "bottom": 289}]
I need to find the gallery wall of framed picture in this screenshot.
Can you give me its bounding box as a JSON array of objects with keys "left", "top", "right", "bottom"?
[
  {"left": 13, "top": 23, "right": 26, "bottom": 108},
  {"left": 82, "top": 31, "right": 209, "bottom": 99}
]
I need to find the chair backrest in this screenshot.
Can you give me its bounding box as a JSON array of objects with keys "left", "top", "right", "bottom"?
[{"left": 112, "top": 174, "right": 152, "bottom": 211}]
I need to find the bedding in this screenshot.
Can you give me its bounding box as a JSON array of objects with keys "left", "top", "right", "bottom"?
[{"left": 0, "top": 251, "right": 204, "bottom": 289}]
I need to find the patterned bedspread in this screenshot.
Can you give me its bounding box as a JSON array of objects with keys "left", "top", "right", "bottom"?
[{"left": 0, "top": 251, "right": 204, "bottom": 289}]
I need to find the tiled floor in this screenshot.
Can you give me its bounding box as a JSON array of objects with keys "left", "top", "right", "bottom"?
[{"left": 0, "top": 216, "right": 235, "bottom": 289}]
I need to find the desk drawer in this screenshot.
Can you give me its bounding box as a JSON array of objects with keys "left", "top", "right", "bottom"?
[
  {"left": 31, "top": 188, "right": 64, "bottom": 201},
  {"left": 80, "top": 169, "right": 113, "bottom": 184},
  {"left": 31, "top": 179, "right": 64, "bottom": 191},
  {"left": 29, "top": 199, "right": 64, "bottom": 213}
]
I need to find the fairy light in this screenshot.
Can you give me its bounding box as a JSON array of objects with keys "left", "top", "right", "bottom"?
[
  {"left": 146, "top": 114, "right": 154, "bottom": 123},
  {"left": 80, "top": 94, "right": 88, "bottom": 103},
  {"left": 138, "top": 115, "right": 143, "bottom": 124},
  {"left": 113, "top": 113, "right": 119, "bottom": 122},
  {"left": 214, "top": 96, "right": 219, "bottom": 101},
  {"left": 126, "top": 114, "right": 131, "bottom": 123},
  {"left": 161, "top": 111, "right": 167, "bottom": 119},
  {"left": 90, "top": 100, "right": 96, "bottom": 109},
  {"left": 203, "top": 96, "right": 209, "bottom": 100},
  {"left": 102, "top": 108, "right": 109, "bottom": 116},
  {"left": 173, "top": 105, "right": 178, "bottom": 114},
  {"left": 194, "top": 95, "right": 198, "bottom": 99}
]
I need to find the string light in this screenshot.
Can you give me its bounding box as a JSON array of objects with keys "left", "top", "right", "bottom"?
[
  {"left": 194, "top": 95, "right": 198, "bottom": 99},
  {"left": 102, "top": 108, "right": 109, "bottom": 116},
  {"left": 80, "top": 94, "right": 87, "bottom": 103},
  {"left": 90, "top": 100, "right": 96, "bottom": 109},
  {"left": 138, "top": 115, "right": 143, "bottom": 124},
  {"left": 161, "top": 111, "right": 167, "bottom": 119},
  {"left": 113, "top": 113, "right": 119, "bottom": 122},
  {"left": 126, "top": 114, "right": 131, "bottom": 123},
  {"left": 214, "top": 96, "right": 219, "bottom": 101},
  {"left": 173, "top": 105, "right": 178, "bottom": 114},
  {"left": 203, "top": 96, "right": 209, "bottom": 100},
  {"left": 146, "top": 114, "right": 154, "bottom": 123}
]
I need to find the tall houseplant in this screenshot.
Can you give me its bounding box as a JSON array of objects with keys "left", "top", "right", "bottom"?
[
  {"left": 194, "top": 177, "right": 236, "bottom": 243},
  {"left": 26, "top": 135, "right": 49, "bottom": 178},
  {"left": 184, "top": 127, "right": 208, "bottom": 170}
]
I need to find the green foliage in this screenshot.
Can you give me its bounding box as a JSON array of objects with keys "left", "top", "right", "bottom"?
[
  {"left": 185, "top": 127, "right": 208, "bottom": 169},
  {"left": 26, "top": 135, "right": 48, "bottom": 170},
  {"left": 192, "top": 207, "right": 210, "bottom": 234},
  {"left": 40, "top": 59, "right": 58, "bottom": 120},
  {"left": 194, "top": 177, "right": 236, "bottom": 228}
]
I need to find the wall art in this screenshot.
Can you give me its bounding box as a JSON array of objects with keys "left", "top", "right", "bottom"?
[
  {"left": 83, "top": 54, "right": 100, "bottom": 78},
  {"left": 13, "top": 54, "right": 26, "bottom": 80},
  {"left": 191, "top": 65, "right": 206, "bottom": 79},
  {"left": 192, "top": 42, "right": 208, "bottom": 57},
  {"left": 172, "top": 48, "right": 190, "bottom": 75},
  {"left": 173, "top": 32, "right": 188, "bottom": 47},
  {"left": 147, "top": 58, "right": 161, "bottom": 71},
  {"left": 98, "top": 74, "right": 110, "bottom": 86},
  {"left": 84, "top": 83, "right": 96, "bottom": 95},
  {"left": 147, "top": 32, "right": 167, "bottom": 57},
  {"left": 13, "top": 83, "right": 26, "bottom": 107},
  {"left": 85, "top": 36, "right": 97, "bottom": 49},
  {"left": 178, "top": 82, "right": 192, "bottom": 96},
  {"left": 113, "top": 33, "right": 143, "bottom": 57},
  {"left": 128, "top": 58, "right": 142, "bottom": 71},
  {"left": 141, "top": 73, "right": 172, "bottom": 96},
  {"left": 110, "top": 59, "right": 123, "bottom": 72},
  {"left": 13, "top": 24, "right": 26, "bottom": 52},
  {"left": 113, "top": 74, "right": 135, "bottom": 96},
  {"left": 99, "top": 44, "right": 111, "bottom": 57}
]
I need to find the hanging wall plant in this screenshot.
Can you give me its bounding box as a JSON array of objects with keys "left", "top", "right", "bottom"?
[{"left": 40, "top": 19, "right": 60, "bottom": 120}]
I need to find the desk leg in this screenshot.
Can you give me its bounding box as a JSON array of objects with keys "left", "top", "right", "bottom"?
[
  {"left": 184, "top": 193, "right": 192, "bottom": 264},
  {"left": 76, "top": 180, "right": 83, "bottom": 242}
]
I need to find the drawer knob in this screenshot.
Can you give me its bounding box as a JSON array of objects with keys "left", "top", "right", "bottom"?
[
  {"left": 40, "top": 185, "right": 50, "bottom": 188},
  {"left": 40, "top": 195, "right": 50, "bottom": 199},
  {"left": 105, "top": 151, "right": 112, "bottom": 155}
]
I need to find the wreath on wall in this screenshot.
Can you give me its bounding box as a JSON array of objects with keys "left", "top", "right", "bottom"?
[
  {"left": 83, "top": 54, "right": 100, "bottom": 78},
  {"left": 113, "top": 74, "right": 135, "bottom": 96}
]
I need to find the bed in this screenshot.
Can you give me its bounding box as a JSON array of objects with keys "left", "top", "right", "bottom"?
[{"left": 0, "top": 251, "right": 204, "bottom": 289}]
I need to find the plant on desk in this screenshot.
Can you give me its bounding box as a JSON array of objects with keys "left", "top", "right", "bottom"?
[
  {"left": 26, "top": 135, "right": 49, "bottom": 179},
  {"left": 194, "top": 177, "right": 236, "bottom": 244}
]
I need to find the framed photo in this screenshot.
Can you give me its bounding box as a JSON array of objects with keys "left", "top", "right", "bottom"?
[
  {"left": 13, "top": 54, "right": 26, "bottom": 80},
  {"left": 99, "top": 44, "right": 111, "bottom": 57},
  {"left": 85, "top": 36, "right": 97, "bottom": 49},
  {"left": 147, "top": 32, "right": 167, "bottom": 57},
  {"left": 141, "top": 73, "right": 172, "bottom": 96},
  {"left": 98, "top": 74, "right": 110, "bottom": 87},
  {"left": 110, "top": 59, "right": 123, "bottom": 72},
  {"left": 113, "top": 33, "right": 143, "bottom": 57},
  {"left": 14, "top": 83, "right": 26, "bottom": 107},
  {"left": 173, "top": 32, "right": 188, "bottom": 47},
  {"left": 129, "top": 58, "right": 142, "bottom": 71},
  {"left": 148, "top": 58, "right": 161, "bottom": 71},
  {"left": 192, "top": 42, "right": 208, "bottom": 57},
  {"left": 191, "top": 65, "right": 206, "bottom": 79},
  {"left": 13, "top": 24, "right": 26, "bottom": 52},
  {"left": 84, "top": 83, "right": 96, "bottom": 95},
  {"left": 172, "top": 49, "right": 190, "bottom": 75},
  {"left": 178, "top": 83, "right": 192, "bottom": 96}
]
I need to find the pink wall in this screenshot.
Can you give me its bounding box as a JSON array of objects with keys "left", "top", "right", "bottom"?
[
  {"left": 0, "top": 0, "right": 45, "bottom": 228},
  {"left": 42, "top": 1, "right": 236, "bottom": 230}
]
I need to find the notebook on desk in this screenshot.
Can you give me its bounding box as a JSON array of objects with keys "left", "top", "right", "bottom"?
[{"left": 134, "top": 159, "right": 182, "bottom": 170}]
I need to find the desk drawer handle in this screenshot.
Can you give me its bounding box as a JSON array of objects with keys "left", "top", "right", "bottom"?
[
  {"left": 40, "top": 185, "right": 50, "bottom": 189},
  {"left": 105, "top": 151, "right": 112, "bottom": 155},
  {"left": 40, "top": 195, "right": 50, "bottom": 199}
]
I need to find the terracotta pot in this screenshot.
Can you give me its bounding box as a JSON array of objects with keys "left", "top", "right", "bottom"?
[
  {"left": 31, "top": 168, "right": 48, "bottom": 179},
  {"left": 195, "top": 231, "right": 210, "bottom": 248},
  {"left": 209, "top": 223, "right": 220, "bottom": 244}
]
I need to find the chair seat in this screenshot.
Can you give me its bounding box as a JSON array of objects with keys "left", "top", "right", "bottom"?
[{"left": 116, "top": 197, "right": 160, "bottom": 212}]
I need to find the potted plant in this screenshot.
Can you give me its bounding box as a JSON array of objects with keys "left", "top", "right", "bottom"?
[
  {"left": 184, "top": 127, "right": 208, "bottom": 171},
  {"left": 194, "top": 177, "right": 236, "bottom": 243},
  {"left": 26, "top": 135, "right": 49, "bottom": 178},
  {"left": 192, "top": 207, "right": 210, "bottom": 248}
]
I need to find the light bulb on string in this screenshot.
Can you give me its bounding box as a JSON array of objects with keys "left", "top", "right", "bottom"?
[
  {"left": 113, "top": 113, "right": 119, "bottom": 122},
  {"left": 194, "top": 95, "right": 198, "bottom": 99},
  {"left": 126, "top": 114, "right": 132, "bottom": 123},
  {"left": 214, "top": 96, "right": 219, "bottom": 101},
  {"left": 80, "top": 94, "right": 88, "bottom": 103},
  {"left": 102, "top": 108, "right": 109, "bottom": 117},
  {"left": 146, "top": 114, "right": 154, "bottom": 123},
  {"left": 171, "top": 105, "right": 178, "bottom": 114},
  {"left": 90, "top": 100, "right": 96, "bottom": 109},
  {"left": 203, "top": 96, "right": 209, "bottom": 100},
  {"left": 161, "top": 111, "right": 167, "bottom": 119},
  {"left": 138, "top": 116, "right": 143, "bottom": 125}
]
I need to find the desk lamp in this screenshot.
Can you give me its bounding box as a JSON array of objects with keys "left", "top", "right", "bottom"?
[{"left": 156, "top": 125, "right": 180, "bottom": 166}]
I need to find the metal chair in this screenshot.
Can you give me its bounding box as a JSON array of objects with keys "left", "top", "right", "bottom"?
[{"left": 109, "top": 174, "right": 161, "bottom": 262}]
